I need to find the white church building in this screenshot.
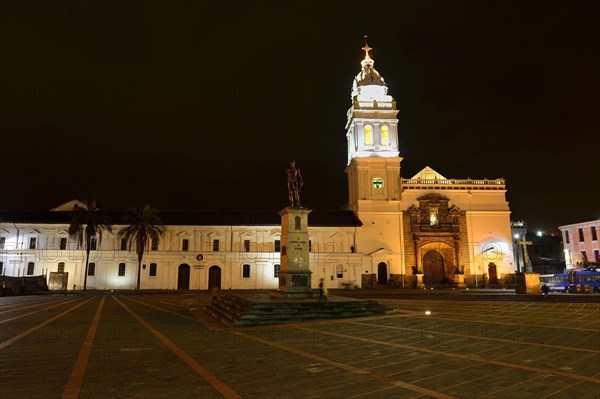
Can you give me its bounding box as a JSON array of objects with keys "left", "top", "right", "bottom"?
[{"left": 0, "top": 44, "right": 514, "bottom": 292}]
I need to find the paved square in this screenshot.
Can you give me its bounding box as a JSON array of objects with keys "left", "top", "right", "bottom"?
[{"left": 1, "top": 291, "right": 599, "bottom": 398}]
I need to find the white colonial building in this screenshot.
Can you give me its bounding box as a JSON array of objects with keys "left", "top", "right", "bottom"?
[
  {"left": 558, "top": 219, "right": 600, "bottom": 269},
  {"left": 0, "top": 43, "right": 515, "bottom": 292}
]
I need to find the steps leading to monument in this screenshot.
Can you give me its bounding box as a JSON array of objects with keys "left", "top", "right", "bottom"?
[{"left": 203, "top": 294, "right": 394, "bottom": 327}]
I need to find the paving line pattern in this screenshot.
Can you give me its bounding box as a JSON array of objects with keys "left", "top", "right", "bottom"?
[
  {"left": 0, "top": 297, "right": 94, "bottom": 350},
  {"left": 112, "top": 296, "right": 244, "bottom": 399}
]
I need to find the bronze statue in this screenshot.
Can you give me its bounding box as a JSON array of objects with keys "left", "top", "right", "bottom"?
[{"left": 286, "top": 160, "right": 303, "bottom": 207}]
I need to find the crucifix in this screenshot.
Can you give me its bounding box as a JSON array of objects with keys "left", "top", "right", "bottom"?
[
  {"left": 516, "top": 236, "right": 533, "bottom": 273},
  {"left": 362, "top": 35, "right": 372, "bottom": 59}
]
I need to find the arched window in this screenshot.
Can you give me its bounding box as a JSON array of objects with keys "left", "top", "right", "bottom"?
[
  {"left": 27, "top": 262, "right": 35, "bottom": 275},
  {"left": 118, "top": 263, "right": 126, "bottom": 276},
  {"left": 88, "top": 263, "right": 96, "bottom": 276},
  {"left": 149, "top": 263, "right": 157, "bottom": 277},
  {"left": 58, "top": 262, "right": 65, "bottom": 273},
  {"left": 364, "top": 125, "right": 373, "bottom": 146},
  {"left": 381, "top": 125, "right": 390, "bottom": 146},
  {"left": 242, "top": 264, "right": 251, "bottom": 278}
]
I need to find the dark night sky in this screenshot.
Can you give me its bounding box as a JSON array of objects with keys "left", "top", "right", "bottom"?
[{"left": 1, "top": 1, "right": 598, "bottom": 234}]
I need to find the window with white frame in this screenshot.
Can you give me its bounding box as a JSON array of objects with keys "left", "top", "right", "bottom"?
[
  {"left": 336, "top": 264, "right": 343, "bottom": 278},
  {"left": 58, "top": 262, "right": 65, "bottom": 273},
  {"left": 88, "top": 263, "right": 96, "bottom": 276},
  {"left": 60, "top": 237, "right": 67, "bottom": 250},
  {"left": 118, "top": 263, "right": 126, "bottom": 276},
  {"left": 274, "top": 264, "right": 280, "bottom": 278},
  {"left": 27, "top": 262, "right": 35, "bottom": 275},
  {"left": 29, "top": 237, "right": 37, "bottom": 249},
  {"left": 182, "top": 239, "right": 189, "bottom": 251},
  {"left": 242, "top": 264, "right": 250, "bottom": 278}
]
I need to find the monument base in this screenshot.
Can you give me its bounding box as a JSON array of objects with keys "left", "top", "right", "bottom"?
[
  {"left": 277, "top": 270, "right": 312, "bottom": 290},
  {"left": 201, "top": 292, "right": 393, "bottom": 327},
  {"left": 270, "top": 290, "right": 319, "bottom": 299},
  {"left": 515, "top": 273, "right": 541, "bottom": 294}
]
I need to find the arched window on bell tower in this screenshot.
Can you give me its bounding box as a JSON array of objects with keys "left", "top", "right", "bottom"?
[
  {"left": 381, "top": 125, "right": 390, "bottom": 146},
  {"left": 364, "top": 125, "right": 373, "bottom": 146}
]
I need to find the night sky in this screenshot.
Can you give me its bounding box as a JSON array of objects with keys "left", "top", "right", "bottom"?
[{"left": 1, "top": 1, "right": 598, "bottom": 234}]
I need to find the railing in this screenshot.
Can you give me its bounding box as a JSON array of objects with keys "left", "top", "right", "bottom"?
[
  {"left": 352, "top": 100, "right": 396, "bottom": 109},
  {"left": 402, "top": 178, "right": 505, "bottom": 190}
]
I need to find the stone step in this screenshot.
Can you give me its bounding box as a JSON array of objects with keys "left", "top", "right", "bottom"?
[{"left": 202, "top": 294, "right": 393, "bottom": 327}]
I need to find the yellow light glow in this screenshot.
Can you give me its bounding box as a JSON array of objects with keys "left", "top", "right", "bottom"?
[
  {"left": 364, "top": 125, "right": 373, "bottom": 146},
  {"left": 381, "top": 125, "right": 389, "bottom": 146}
]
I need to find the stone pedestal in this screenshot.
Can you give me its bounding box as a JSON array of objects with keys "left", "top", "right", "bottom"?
[
  {"left": 515, "top": 273, "right": 541, "bottom": 294},
  {"left": 271, "top": 207, "right": 316, "bottom": 299},
  {"left": 414, "top": 274, "right": 424, "bottom": 289},
  {"left": 452, "top": 274, "right": 466, "bottom": 289}
]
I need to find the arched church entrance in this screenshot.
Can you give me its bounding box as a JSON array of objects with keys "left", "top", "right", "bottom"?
[
  {"left": 177, "top": 264, "right": 190, "bottom": 290},
  {"left": 423, "top": 250, "right": 445, "bottom": 284},
  {"left": 488, "top": 263, "right": 499, "bottom": 286},
  {"left": 208, "top": 266, "right": 221, "bottom": 290},
  {"left": 377, "top": 262, "right": 388, "bottom": 285}
]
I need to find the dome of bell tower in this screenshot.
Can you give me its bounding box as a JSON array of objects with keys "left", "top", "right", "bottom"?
[{"left": 351, "top": 37, "right": 391, "bottom": 100}]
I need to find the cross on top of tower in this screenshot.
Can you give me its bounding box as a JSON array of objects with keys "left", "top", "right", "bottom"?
[{"left": 361, "top": 35, "right": 372, "bottom": 59}]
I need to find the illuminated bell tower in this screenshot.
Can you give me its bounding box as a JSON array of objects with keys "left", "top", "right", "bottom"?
[{"left": 345, "top": 37, "right": 402, "bottom": 214}]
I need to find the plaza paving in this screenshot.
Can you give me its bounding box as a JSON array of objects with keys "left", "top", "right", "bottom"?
[{"left": 1, "top": 290, "right": 599, "bottom": 399}]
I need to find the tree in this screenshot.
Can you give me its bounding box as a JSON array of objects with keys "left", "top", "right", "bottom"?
[
  {"left": 118, "top": 205, "right": 164, "bottom": 290},
  {"left": 68, "top": 199, "right": 113, "bottom": 291}
]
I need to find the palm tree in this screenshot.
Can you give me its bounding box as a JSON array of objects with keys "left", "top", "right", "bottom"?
[
  {"left": 68, "top": 199, "right": 113, "bottom": 291},
  {"left": 118, "top": 205, "right": 164, "bottom": 290}
]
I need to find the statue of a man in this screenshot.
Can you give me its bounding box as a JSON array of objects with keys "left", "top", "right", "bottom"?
[{"left": 286, "top": 160, "right": 303, "bottom": 207}]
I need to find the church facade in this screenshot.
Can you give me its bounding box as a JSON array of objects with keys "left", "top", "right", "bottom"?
[{"left": 0, "top": 44, "right": 514, "bottom": 292}]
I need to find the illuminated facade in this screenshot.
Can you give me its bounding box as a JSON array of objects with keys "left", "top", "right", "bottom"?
[
  {"left": 346, "top": 40, "right": 514, "bottom": 287},
  {"left": 558, "top": 220, "right": 600, "bottom": 269},
  {"left": 0, "top": 42, "right": 515, "bottom": 291}
]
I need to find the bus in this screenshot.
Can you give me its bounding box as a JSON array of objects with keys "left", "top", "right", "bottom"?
[{"left": 539, "top": 269, "right": 600, "bottom": 293}]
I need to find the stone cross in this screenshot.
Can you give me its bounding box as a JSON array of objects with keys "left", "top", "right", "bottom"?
[{"left": 517, "top": 237, "right": 533, "bottom": 273}]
